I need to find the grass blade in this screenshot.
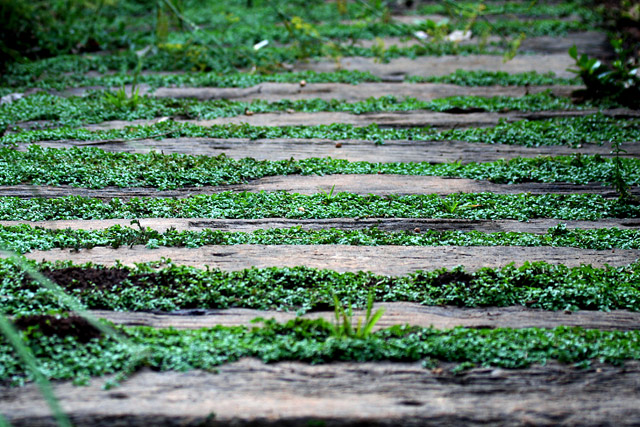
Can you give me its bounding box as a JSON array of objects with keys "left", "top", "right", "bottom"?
[{"left": 0, "top": 314, "right": 72, "bottom": 427}]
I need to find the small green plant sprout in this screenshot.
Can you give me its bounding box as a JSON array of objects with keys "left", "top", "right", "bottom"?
[
  {"left": 371, "top": 37, "right": 387, "bottom": 63},
  {"left": 610, "top": 141, "right": 638, "bottom": 204},
  {"left": 103, "top": 86, "right": 141, "bottom": 110},
  {"left": 319, "top": 184, "right": 337, "bottom": 202},
  {"left": 0, "top": 314, "right": 72, "bottom": 427},
  {"left": 440, "top": 193, "right": 478, "bottom": 214},
  {"left": 103, "top": 48, "right": 146, "bottom": 110},
  {"left": 330, "top": 292, "right": 385, "bottom": 339},
  {"left": 441, "top": 198, "right": 461, "bottom": 214}
]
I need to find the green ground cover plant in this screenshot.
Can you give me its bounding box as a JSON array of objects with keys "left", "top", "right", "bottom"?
[
  {"left": 1, "top": 1, "right": 593, "bottom": 86},
  {"left": 569, "top": 39, "right": 640, "bottom": 108},
  {"left": 1, "top": 42, "right": 498, "bottom": 89},
  {"left": 417, "top": 1, "right": 600, "bottom": 22},
  {"left": 0, "top": 146, "right": 638, "bottom": 189},
  {"left": 2, "top": 258, "right": 640, "bottom": 315},
  {"left": 1, "top": 192, "right": 637, "bottom": 221},
  {"left": 3, "top": 320, "right": 640, "bottom": 386},
  {"left": 0, "top": 70, "right": 578, "bottom": 94},
  {"left": 1, "top": 70, "right": 382, "bottom": 93},
  {"left": 0, "top": 92, "right": 588, "bottom": 132},
  {"left": 1, "top": 224, "right": 638, "bottom": 254},
  {"left": 469, "top": 19, "right": 589, "bottom": 37},
  {"left": 406, "top": 70, "right": 580, "bottom": 86},
  {"left": 4, "top": 114, "right": 636, "bottom": 148},
  {"left": 0, "top": 0, "right": 603, "bottom": 80}
]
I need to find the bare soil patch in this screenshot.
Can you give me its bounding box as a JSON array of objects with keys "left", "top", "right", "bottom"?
[
  {"left": 2, "top": 358, "right": 640, "bottom": 426},
  {"left": 24, "top": 244, "right": 640, "bottom": 274},
  {"left": 13, "top": 314, "right": 102, "bottom": 342}
]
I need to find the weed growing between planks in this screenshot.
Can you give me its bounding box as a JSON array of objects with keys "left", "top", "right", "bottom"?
[
  {"left": 1, "top": 147, "right": 639, "bottom": 189},
  {"left": 328, "top": 292, "right": 385, "bottom": 339},
  {"left": 0, "top": 70, "right": 578, "bottom": 93},
  {"left": 2, "top": 321, "right": 640, "bottom": 386},
  {"left": 0, "top": 91, "right": 592, "bottom": 132},
  {"left": 0, "top": 313, "right": 72, "bottom": 426},
  {"left": 0, "top": 249, "right": 150, "bottom": 423},
  {"left": 406, "top": 70, "right": 580, "bottom": 86},
  {"left": 1, "top": 224, "right": 639, "bottom": 254},
  {"left": 418, "top": 1, "right": 601, "bottom": 23},
  {"left": 1, "top": 192, "right": 638, "bottom": 222},
  {"left": 2, "top": 258, "right": 639, "bottom": 315},
  {"left": 569, "top": 40, "right": 640, "bottom": 108},
  {"left": 3, "top": 114, "right": 638, "bottom": 148},
  {"left": 1, "top": 42, "right": 497, "bottom": 88}
]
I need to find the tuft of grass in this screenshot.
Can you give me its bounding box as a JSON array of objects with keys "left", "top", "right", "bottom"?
[{"left": 330, "top": 292, "right": 385, "bottom": 339}]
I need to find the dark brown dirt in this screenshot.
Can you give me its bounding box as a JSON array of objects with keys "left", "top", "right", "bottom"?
[
  {"left": 13, "top": 314, "right": 102, "bottom": 343},
  {"left": 41, "top": 266, "right": 130, "bottom": 292},
  {"left": 2, "top": 359, "right": 640, "bottom": 426}
]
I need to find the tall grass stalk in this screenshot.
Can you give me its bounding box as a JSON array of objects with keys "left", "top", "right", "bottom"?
[
  {"left": 0, "top": 251, "right": 133, "bottom": 347},
  {"left": 0, "top": 314, "right": 72, "bottom": 427},
  {"left": 0, "top": 249, "right": 149, "bottom": 424}
]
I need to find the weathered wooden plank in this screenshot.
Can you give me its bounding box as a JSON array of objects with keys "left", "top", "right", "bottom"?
[
  {"left": 3, "top": 359, "right": 640, "bottom": 426},
  {"left": 24, "top": 245, "right": 640, "bottom": 275},
  {"left": 348, "top": 32, "right": 610, "bottom": 57},
  {"left": 90, "top": 303, "right": 640, "bottom": 331},
  {"left": 3, "top": 218, "right": 639, "bottom": 234},
  {"left": 21, "top": 139, "right": 640, "bottom": 164},
  {"left": 54, "top": 82, "right": 578, "bottom": 102},
  {"left": 293, "top": 54, "right": 579, "bottom": 79},
  {"left": 1, "top": 175, "right": 637, "bottom": 199},
  {"left": 81, "top": 109, "right": 612, "bottom": 131}
]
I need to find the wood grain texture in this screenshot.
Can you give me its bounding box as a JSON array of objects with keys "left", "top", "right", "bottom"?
[
  {"left": 90, "top": 303, "right": 640, "bottom": 331},
  {"left": 3, "top": 217, "right": 639, "bottom": 233},
  {"left": 79, "top": 109, "right": 619, "bottom": 131},
  {"left": 3, "top": 359, "right": 640, "bottom": 426},
  {"left": 21, "top": 139, "right": 640, "bottom": 164},
  {"left": 24, "top": 244, "right": 640, "bottom": 274},
  {"left": 3, "top": 175, "right": 637, "bottom": 199}
]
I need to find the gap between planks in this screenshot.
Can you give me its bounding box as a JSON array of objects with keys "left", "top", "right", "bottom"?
[
  {"left": 2, "top": 175, "right": 638, "bottom": 199},
  {"left": 90, "top": 303, "right": 640, "bottom": 332},
  {"left": 24, "top": 245, "right": 640, "bottom": 276}
]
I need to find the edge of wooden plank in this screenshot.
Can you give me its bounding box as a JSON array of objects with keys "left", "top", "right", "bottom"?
[
  {"left": 90, "top": 303, "right": 640, "bottom": 331},
  {"left": 1, "top": 175, "right": 637, "bottom": 199},
  {"left": 24, "top": 245, "right": 640, "bottom": 275}
]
